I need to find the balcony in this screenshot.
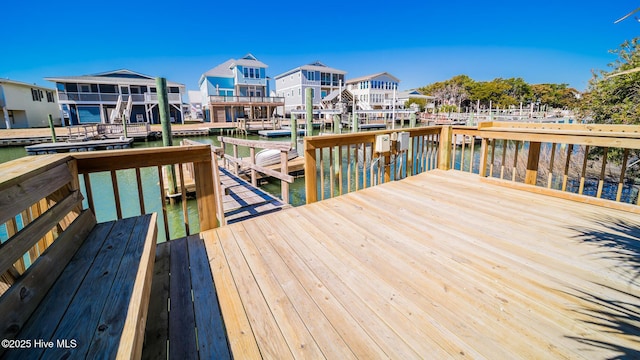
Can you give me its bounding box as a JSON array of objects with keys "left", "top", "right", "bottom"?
[
  {"left": 57, "top": 92, "right": 181, "bottom": 104},
  {"left": 207, "top": 95, "right": 285, "bottom": 105}
]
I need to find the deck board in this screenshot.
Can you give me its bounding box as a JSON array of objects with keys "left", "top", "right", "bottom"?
[{"left": 201, "top": 169, "right": 640, "bottom": 359}]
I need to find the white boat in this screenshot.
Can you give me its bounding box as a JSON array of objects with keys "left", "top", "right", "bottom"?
[{"left": 255, "top": 148, "right": 298, "bottom": 167}]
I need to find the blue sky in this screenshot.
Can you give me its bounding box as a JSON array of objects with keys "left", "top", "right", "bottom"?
[{"left": 2, "top": 1, "right": 638, "bottom": 92}]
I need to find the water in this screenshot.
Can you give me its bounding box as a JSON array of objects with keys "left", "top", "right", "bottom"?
[{"left": 0, "top": 131, "right": 310, "bottom": 241}]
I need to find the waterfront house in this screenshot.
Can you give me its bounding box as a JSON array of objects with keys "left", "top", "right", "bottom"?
[
  {"left": 274, "top": 61, "right": 346, "bottom": 115},
  {"left": 345, "top": 72, "right": 400, "bottom": 110},
  {"left": 0, "top": 79, "right": 61, "bottom": 129},
  {"left": 199, "top": 54, "right": 284, "bottom": 122},
  {"left": 46, "top": 69, "right": 186, "bottom": 125},
  {"left": 397, "top": 89, "right": 436, "bottom": 110}
]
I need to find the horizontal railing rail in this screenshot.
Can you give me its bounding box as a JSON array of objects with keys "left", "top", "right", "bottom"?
[
  {"left": 304, "top": 126, "right": 445, "bottom": 204},
  {"left": 57, "top": 92, "right": 181, "bottom": 103}
]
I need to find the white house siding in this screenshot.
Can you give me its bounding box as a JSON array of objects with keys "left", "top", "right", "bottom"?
[
  {"left": 275, "top": 64, "right": 345, "bottom": 114},
  {"left": 0, "top": 81, "right": 60, "bottom": 129}
]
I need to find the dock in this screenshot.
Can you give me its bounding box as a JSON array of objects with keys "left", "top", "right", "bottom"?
[
  {"left": 163, "top": 164, "right": 289, "bottom": 223},
  {"left": 4, "top": 122, "right": 640, "bottom": 360},
  {"left": 151, "top": 169, "right": 640, "bottom": 359},
  {"left": 24, "top": 138, "right": 134, "bottom": 155},
  {"left": 258, "top": 128, "right": 304, "bottom": 138}
]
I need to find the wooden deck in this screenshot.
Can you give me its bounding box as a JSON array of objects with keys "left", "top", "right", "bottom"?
[{"left": 192, "top": 169, "right": 639, "bottom": 359}]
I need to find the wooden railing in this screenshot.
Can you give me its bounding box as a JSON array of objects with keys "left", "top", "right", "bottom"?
[
  {"left": 218, "top": 137, "right": 294, "bottom": 203},
  {"left": 72, "top": 144, "right": 218, "bottom": 241},
  {"left": 97, "top": 122, "right": 151, "bottom": 137},
  {"left": 304, "top": 127, "right": 444, "bottom": 204},
  {"left": 473, "top": 122, "right": 640, "bottom": 211},
  {"left": 305, "top": 123, "right": 640, "bottom": 210},
  {"left": 0, "top": 155, "right": 82, "bottom": 283}
]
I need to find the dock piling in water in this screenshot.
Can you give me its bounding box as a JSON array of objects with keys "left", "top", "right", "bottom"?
[
  {"left": 305, "top": 88, "right": 312, "bottom": 136},
  {"left": 157, "top": 77, "right": 177, "bottom": 200},
  {"left": 290, "top": 113, "right": 297, "bottom": 148},
  {"left": 48, "top": 114, "right": 57, "bottom": 143}
]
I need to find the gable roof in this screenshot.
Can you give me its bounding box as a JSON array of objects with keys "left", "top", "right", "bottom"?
[
  {"left": 345, "top": 72, "right": 400, "bottom": 84},
  {"left": 201, "top": 54, "right": 268, "bottom": 82},
  {"left": 0, "top": 78, "right": 56, "bottom": 90},
  {"left": 45, "top": 69, "right": 184, "bottom": 87},
  {"left": 275, "top": 61, "right": 347, "bottom": 79}
]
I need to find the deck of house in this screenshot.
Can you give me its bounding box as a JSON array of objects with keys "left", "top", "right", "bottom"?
[{"left": 151, "top": 169, "right": 639, "bottom": 359}]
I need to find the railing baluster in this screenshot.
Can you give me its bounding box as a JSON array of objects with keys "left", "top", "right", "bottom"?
[
  {"left": 596, "top": 147, "right": 608, "bottom": 198},
  {"left": 338, "top": 146, "right": 343, "bottom": 196},
  {"left": 616, "top": 149, "right": 629, "bottom": 202},
  {"left": 562, "top": 144, "right": 573, "bottom": 192},
  {"left": 347, "top": 145, "right": 352, "bottom": 193},
  {"left": 355, "top": 144, "right": 360, "bottom": 191},
  {"left": 547, "top": 143, "right": 556, "bottom": 188},
  {"left": 489, "top": 139, "right": 496, "bottom": 177},
  {"left": 179, "top": 163, "right": 189, "bottom": 236},
  {"left": 578, "top": 145, "right": 590, "bottom": 195},
  {"left": 135, "top": 168, "right": 145, "bottom": 214},
  {"left": 320, "top": 148, "right": 325, "bottom": 201},
  {"left": 460, "top": 135, "right": 466, "bottom": 171},
  {"left": 110, "top": 170, "right": 122, "bottom": 219},
  {"left": 329, "top": 147, "right": 335, "bottom": 198},
  {"left": 511, "top": 141, "right": 520, "bottom": 182},
  {"left": 469, "top": 136, "right": 475, "bottom": 173},
  {"left": 157, "top": 165, "right": 170, "bottom": 241},
  {"left": 500, "top": 139, "right": 507, "bottom": 180},
  {"left": 83, "top": 173, "right": 95, "bottom": 214}
]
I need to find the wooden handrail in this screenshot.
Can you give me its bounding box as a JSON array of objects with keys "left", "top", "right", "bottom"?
[
  {"left": 304, "top": 126, "right": 443, "bottom": 204},
  {"left": 218, "top": 136, "right": 293, "bottom": 203}
]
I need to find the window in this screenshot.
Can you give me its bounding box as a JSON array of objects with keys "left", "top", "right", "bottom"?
[
  {"left": 80, "top": 84, "right": 91, "bottom": 93},
  {"left": 31, "top": 88, "right": 43, "bottom": 101},
  {"left": 249, "top": 68, "right": 254, "bottom": 78},
  {"left": 307, "top": 71, "right": 315, "bottom": 81},
  {"left": 244, "top": 68, "right": 249, "bottom": 78},
  {"left": 56, "top": 83, "right": 65, "bottom": 92},
  {"left": 99, "top": 84, "right": 117, "bottom": 93},
  {"left": 46, "top": 91, "right": 55, "bottom": 103}
]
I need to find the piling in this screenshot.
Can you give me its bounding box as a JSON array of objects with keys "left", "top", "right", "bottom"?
[
  {"left": 409, "top": 113, "right": 416, "bottom": 128},
  {"left": 305, "top": 88, "right": 313, "bottom": 136},
  {"left": 333, "top": 114, "right": 340, "bottom": 134},
  {"left": 157, "top": 77, "right": 177, "bottom": 201},
  {"left": 122, "top": 113, "right": 128, "bottom": 138},
  {"left": 290, "top": 113, "right": 297, "bottom": 148},
  {"left": 48, "top": 114, "right": 57, "bottom": 143}
]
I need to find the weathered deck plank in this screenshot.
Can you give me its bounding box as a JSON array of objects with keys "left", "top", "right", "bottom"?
[{"left": 202, "top": 170, "right": 640, "bottom": 359}]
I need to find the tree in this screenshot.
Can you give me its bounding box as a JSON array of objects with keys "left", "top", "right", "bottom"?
[
  {"left": 532, "top": 84, "right": 579, "bottom": 109},
  {"left": 579, "top": 37, "right": 640, "bottom": 125}
]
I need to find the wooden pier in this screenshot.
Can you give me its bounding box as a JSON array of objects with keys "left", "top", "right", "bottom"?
[
  {"left": 24, "top": 138, "right": 134, "bottom": 155},
  {"left": 2, "top": 123, "right": 640, "bottom": 359},
  {"left": 162, "top": 165, "right": 289, "bottom": 224}
]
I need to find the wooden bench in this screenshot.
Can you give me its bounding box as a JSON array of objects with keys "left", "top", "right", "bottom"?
[
  {"left": 0, "top": 155, "right": 157, "bottom": 359},
  {"left": 142, "top": 235, "right": 230, "bottom": 359}
]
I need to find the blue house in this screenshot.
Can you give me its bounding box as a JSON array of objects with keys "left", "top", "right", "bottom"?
[
  {"left": 199, "top": 54, "right": 283, "bottom": 122},
  {"left": 47, "top": 70, "right": 186, "bottom": 125}
]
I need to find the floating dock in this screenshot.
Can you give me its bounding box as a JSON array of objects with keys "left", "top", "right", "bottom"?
[
  {"left": 25, "top": 138, "right": 134, "bottom": 155},
  {"left": 258, "top": 128, "right": 305, "bottom": 138},
  {"left": 359, "top": 123, "right": 387, "bottom": 130}
]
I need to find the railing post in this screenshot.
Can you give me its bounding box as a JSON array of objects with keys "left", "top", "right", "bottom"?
[
  {"left": 194, "top": 155, "right": 218, "bottom": 231},
  {"left": 525, "top": 141, "right": 541, "bottom": 185},
  {"left": 478, "top": 138, "right": 489, "bottom": 177},
  {"left": 438, "top": 126, "right": 452, "bottom": 170},
  {"left": 304, "top": 138, "right": 317, "bottom": 204},
  {"left": 280, "top": 150, "right": 289, "bottom": 204},
  {"left": 249, "top": 146, "right": 257, "bottom": 187}
]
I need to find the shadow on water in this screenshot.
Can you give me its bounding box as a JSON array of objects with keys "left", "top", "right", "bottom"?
[{"left": 564, "top": 219, "right": 640, "bottom": 359}]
